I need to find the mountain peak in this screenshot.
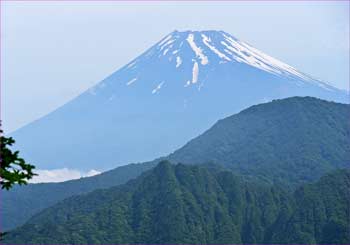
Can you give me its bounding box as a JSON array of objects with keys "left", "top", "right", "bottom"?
[
  {"left": 170, "top": 29, "right": 227, "bottom": 34},
  {"left": 11, "top": 30, "right": 347, "bottom": 171},
  {"left": 128, "top": 29, "right": 334, "bottom": 91}
]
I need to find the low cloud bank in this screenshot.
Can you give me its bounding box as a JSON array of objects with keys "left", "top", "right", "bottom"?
[{"left": 29, "top": 168, "right": 101, "bottom": 183}]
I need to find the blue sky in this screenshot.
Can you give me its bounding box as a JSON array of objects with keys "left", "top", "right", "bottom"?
[{"left": 2, "top": 1, "right": 349, "bottom": 133}]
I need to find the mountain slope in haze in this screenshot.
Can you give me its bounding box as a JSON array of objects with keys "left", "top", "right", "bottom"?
[
  {"left": 3, "top": 162, "right": 349, "bottom": 244},
  {"left": 11, "top": 30, "right": 348, "bottom": 171},
  {"left": 2, "top": 96, "right": 349, "bottom": 231}
]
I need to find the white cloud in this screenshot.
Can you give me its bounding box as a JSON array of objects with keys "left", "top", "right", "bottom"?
[{"left": 29, "top": 168, "right": 101, "bottom": 183}]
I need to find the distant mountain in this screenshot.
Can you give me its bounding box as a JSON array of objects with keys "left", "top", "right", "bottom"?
[
  {"left": 2, "top": 97, "right": 349, "bottom": 231},
  {"left": 3, "top": 162, "right": 349, "bottom": 244},
  {"left": 11, "top": 30, "right": 348, "bottom": 170}
]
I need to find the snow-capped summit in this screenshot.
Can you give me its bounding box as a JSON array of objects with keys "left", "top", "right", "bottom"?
[
  {"left": 121, "top": 30, "right": 335, "bottom": 92},
  {"left": 12, "top": 30, "right": 348, "bottom": 171}
]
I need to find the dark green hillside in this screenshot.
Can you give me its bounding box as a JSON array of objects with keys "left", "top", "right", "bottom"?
[
  {"left": 170, "top": 96, "right": 350, "bottom": 186},
  {"left": 3, "top": 162, "right": 349, "bottom": 244},
  {"left": 1, "top": 161, "right": 156, "bottom": 230},
  {"left": 2, "top": 162, "right": 290, "bottom": 244},
  {"left": 2, "top": 96, "right": 349, "bottom": 231},
  {"left": 271, "top": 169, "right": 350, "bottom": 244}
]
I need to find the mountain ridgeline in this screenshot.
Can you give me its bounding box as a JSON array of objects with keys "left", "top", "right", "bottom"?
[
  {"left": 169, "top": 96, "right": 350, "bottom": 186},
  {"left": 11, "top": 30, "right": 348, "bottom": 171},
  {"left": 3, "top": 162, "right": 350, "bottom": 244},
  {"left": 1, "top": 97, "right": 349, "bottom": 232}
]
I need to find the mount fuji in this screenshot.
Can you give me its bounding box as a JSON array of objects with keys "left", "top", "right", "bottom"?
[{"left": 11, "top": 30, "right": 348, "bottom": 171}]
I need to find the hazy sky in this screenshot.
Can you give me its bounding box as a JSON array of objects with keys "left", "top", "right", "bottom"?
[{"left": 2, "top": 1, "right": 349, "bottom": 133}]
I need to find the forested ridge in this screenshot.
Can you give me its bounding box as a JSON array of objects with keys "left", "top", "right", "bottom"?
[
  {"left": 3, "top": 162, "right": 349, "bottom": 244},
  {"left": 2, "top": 97, "right": 349, "bottom": 243}
]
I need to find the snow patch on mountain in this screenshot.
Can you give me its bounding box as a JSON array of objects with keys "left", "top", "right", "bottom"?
[
  {"left": 191, "top": 61, "right": 199, "bottom": 84},
  {"left": 152, "top": 81, "right": 165, "bottom": 94},
  {"left": 202, "top": 34, "right": 231, "bottom": 61},
  {"left": 220, "top": 33, "right": 315, "bottom": 84},
  {"left": 163, "top": 48, "right": 170, "bottom": 55},
  {"left": 93, "top": 31, "right": 338, "bottom": 98},
  {"left": 176, "top": 56, "right": 182, "bottom": 68},
  {"left": 12, "top": 29, "right": 346, "bottom": 173},
  {"left": 127, "top": 61, "right": 137, "bottom": 69},
  {"left": 186, "top": 34, "right": 209, "bottom": 65},
  {"left": 158, "top": 34, "right": 173, "bottom": 47},
  {"left": 126, "top": 78, "right": 138, "bottom": 86},
  {"left": 152, "top": 31, "right": 334, "bottom": 91}
]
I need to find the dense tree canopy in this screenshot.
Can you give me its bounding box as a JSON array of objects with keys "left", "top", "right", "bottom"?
[
  {"left": 2, "top": 96, "right": 350, "bottom": 232},
  {"left": 169, "top": 96, "right": 350, "bottom": 187},
  {"left": 3, "top": 162, "right": 349, "bottom": 244}
]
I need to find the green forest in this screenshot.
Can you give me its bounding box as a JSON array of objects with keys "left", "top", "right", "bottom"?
[
  {"left": 3, "top": 162, "right": 349, "bottom": 244},
  {"left": 2, "top": 97, "right": 350, "bottom": 244}
]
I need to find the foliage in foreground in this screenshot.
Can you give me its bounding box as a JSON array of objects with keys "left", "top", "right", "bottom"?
[{"left": 0, "top": 130, "right": 36, "bottom": 190}]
